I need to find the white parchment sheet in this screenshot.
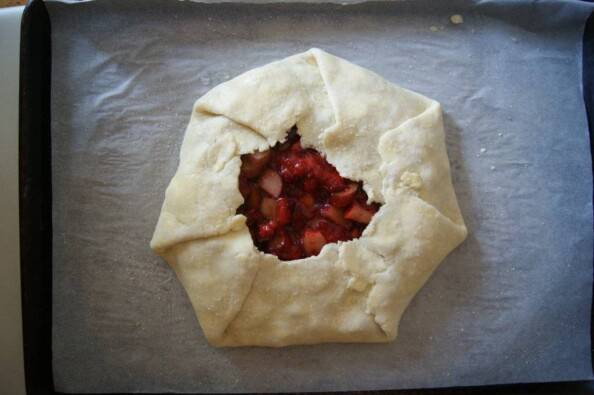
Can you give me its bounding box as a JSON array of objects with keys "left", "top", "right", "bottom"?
[{"left": 49, "top": 0, "right": 594, "bottom": 392}]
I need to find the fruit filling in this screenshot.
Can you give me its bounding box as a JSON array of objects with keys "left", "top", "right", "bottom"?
[{"left": 237, "top": 127, "right": 381, "bottom": 261}]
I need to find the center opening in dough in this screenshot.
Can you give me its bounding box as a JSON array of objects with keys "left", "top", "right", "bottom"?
[{"left": 237, "top": 126, "right": 382, "bottom": 260}]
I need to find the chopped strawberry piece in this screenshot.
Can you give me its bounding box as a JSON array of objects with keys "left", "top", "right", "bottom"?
[
  {"left": 237, "top": 127, "right": 380, "bottom": 260},
  {"left": 259, "top": 169, "right": 283, "bottom": 197},
  {"left": 260, "top": 197, "right": 277, "bottom": 220},
  {"left": 268, "top": 229, "right": 288, "bottom": 251},
  {"left": 282, "top": 183, "right": 302, "bottom": 198},
  {"left": 247, "top": 189, "right": 261, "bottom": 210},
  {"left": 329, "top": 183, "right": 358, "bottom": 208},
  {"left": 351, "top": 227, "right": 363, "bottom": 238},
  {"left": 283, "top": 245, "right": 304, "bottom": 260},
  {"left": 313, "top": 188, "right": 330, "bottom": 205},
  {"left": 302, "top": 177, "right": 318, "bottom": 192},
  {"left": 299, "top": 193, "right": 315, "bottom": 209},
  {"left": 317, "top": 167, "right": 345, "bottom": 192},
  {"left": 244, "top": 208, "right": 262, "bottom": 226},
  {"left": 320, "top": 204, "right": 347, "bottom": 226},
  {"left": 257, "top": 220, "right": 277, "bottom": 241},
  {"left": 318, "top": 220, "right": 351, "bottom": 243},
  {"left": 344, "top": 203, "right": 375, "bottom": 224},
  {"left": 355, "top": 189, "right": 369, "bottom": 205},
  {"left": 295, "top": 196, "right": 315, "bottom": 223},
  {"left": 290, "top": 141, "right": 302, "bottom": 152},
  {"left": 268, "top": 230, "right": 303, "bottom": 260},
  {"left": 241, "top": 151, "right": 271, "bottom": 179},
  {"left": 279, "top": 155, "right": 308, "bottom": 181},
  {"left": 276, "top": 198, "right": 291, "bottom": 225},
  {"left": 306, "top": 217, "right": 325, "bottom": 230},
  {"left": 302, "top": 153, "right": 321, "bottom": 174},
  {"left": 291, "top": 204, "right": 309, "bottom": 228},
  {"left": 303, "top": 229, "right": 326, "bottom": 256}
]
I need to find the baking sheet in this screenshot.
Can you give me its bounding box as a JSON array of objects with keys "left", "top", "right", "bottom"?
[{"left": 49, "top": 0, "right": 594, "bottom": 392}]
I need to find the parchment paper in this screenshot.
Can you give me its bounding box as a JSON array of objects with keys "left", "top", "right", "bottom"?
[{"left": 49, "top": 0, "right": 594, "bottom": 392}]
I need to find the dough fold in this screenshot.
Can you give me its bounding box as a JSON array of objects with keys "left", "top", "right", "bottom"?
[{"left": 151, "top": 49, "right": 467, "bottom": 347}]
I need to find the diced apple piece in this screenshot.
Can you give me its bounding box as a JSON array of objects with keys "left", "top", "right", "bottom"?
[
  {"left": 303, "top": 229, "right": 326, "bottom": 256},
  {"left": 320, "top": 204, "right": 347, "bottom": 226},
  {"left": 259, "top": 169, "right": 283, "bottom": 197},
  {"left": 329, "top": 183, "right": 358, "bottom": 208},
  {"left": 260, "top": 197, "right": 278, "bottom": 220},
  {"left": 241, "top": 151, "right": 271, "bottom": 178},
  {"left": 344, "top": 203, "right": 374, "bottom": 224}
]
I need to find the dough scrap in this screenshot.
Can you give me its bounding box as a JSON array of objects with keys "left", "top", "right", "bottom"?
[{"left": 151, "top": 49, "right": 467, "bottom": 347}]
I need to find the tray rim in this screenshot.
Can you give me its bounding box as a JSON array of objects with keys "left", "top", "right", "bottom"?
[{"left": 18, "top": 0, "right": 594, "bottom": 394}]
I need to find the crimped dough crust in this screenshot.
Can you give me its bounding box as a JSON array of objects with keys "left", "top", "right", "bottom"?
[{"left": 151, "top": 49, "right": 467, "bottom": 347}]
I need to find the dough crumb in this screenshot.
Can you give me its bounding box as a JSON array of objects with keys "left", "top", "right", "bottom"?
[
  {"left": 490, "top": 165, "right": 496, "bottom": 171},
  {"left": 498, "top": 132, "right": 503, "bottom": 137},
  {"left": 430, "top": 26, "right": 439, "bottom": 32},
  {"left": 347, "top": 277, "right": 368, "bottom": 292},
  {"left": 399, "top": 171, "right": 423, "bottom": 190},
  {"left": 480, "top": 147, "right": 487, "bottom": 154},
  {"left": 511, "top": 37, "right": 518, "bottom": 42},
  {"left": 450, "top": 14, "right": 464, "bottom": 25}
]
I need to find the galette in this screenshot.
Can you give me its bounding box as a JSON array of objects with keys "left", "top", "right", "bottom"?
[{"left": 151, "top": 48, "right": 467, "bottom": 347}]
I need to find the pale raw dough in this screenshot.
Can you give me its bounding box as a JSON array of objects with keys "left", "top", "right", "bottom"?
[{"left": 151, "top": 49, "right": 467, "bottom": 347}]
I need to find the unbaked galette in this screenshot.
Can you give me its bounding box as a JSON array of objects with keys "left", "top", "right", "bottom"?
[{"left": 151, "top": 49, "right": 467, "bottom": 347}]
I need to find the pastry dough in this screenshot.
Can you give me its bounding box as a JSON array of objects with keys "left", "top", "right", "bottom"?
[{"left": 151, "top": 49, "right": 467, "bottom": 347}]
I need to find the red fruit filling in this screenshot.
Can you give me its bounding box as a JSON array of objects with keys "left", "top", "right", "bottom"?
[{"left": 236, "top": 127, "right": 381, "bottom": 260}]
